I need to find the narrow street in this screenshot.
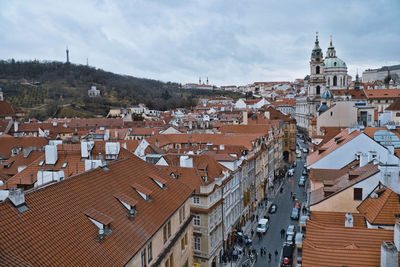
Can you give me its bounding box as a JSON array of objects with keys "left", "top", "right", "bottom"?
[{"left": 240, "top": 138, "right": 309, "bottom": 267}]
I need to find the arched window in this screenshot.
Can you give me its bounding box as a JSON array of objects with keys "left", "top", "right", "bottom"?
[
  {"left": 333, "top": 76, "right": 337, "bottom": 86},
  {"left": 334, "top": 62, "right": 337, "bottom": 67},
  {"left": 316, "top": 66, "right": 320, "bottom": 74},
  {"left": 396, "top": 112, "right": 400, "bottom": 117},
  {"left": 316, "top": 86, "right": 321, "bottom": 95},
  {"left": 328, "top": 77, "right": 330, "bottom": 85}
]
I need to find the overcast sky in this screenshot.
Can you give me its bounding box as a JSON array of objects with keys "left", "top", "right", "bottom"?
[{"left": 0, "top": 0, "right": 399, "bottom": 86}]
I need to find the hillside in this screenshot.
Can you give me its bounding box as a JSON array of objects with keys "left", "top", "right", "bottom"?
[{"left": 0, "top": 60, "right": 241, "bottom": 120}]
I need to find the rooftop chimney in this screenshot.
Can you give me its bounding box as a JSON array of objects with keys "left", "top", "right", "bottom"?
[
  {"left": 180, "top": 155, "right": 193, "bottom": 168},
  {"left": 380, "top": 242, "right": 398, "bottom": 267},
  {"left": 242, "top": 111, "right": 248, "bottom": 125},
  {"left": 8, "top": 188, "right": 25, "bottom": 207},
  {"left": 359, "top": 152, "right": 369, "bottom": 167},
  {"left": 345, "top": 213, "right": 353, "bottom": 227},
  {"left": 14, "top": 121, "right": 18, "bottom": 132},
  {"left": 394, "top": 222, "right": 400, "bottom": 251},
  {"left": 45, "top": 145, "right": 58, "bottom": 165}
]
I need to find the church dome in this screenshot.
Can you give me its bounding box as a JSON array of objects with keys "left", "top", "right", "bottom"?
[
  {"left": 318, "top": 102, "right": 329, "bottom": 114},
  {"left": 321, "top": 86, "right": 334, "bottom": 99},
  {"left": 324, "top": 57, "right": 346, "bottom": 68}
]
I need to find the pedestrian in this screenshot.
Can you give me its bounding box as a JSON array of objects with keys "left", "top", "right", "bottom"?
[
  {"left": 268, "top": 252, "right": 272, "bottom": 262},
  {"left": 251, "top": 229, "right": 254, "bottom": 237},
  {"left": 290, "top": 191, "right": 293, "bottom": 197},
  {"left": 280, "top": 228, "right": 285, "bottom": 238},
  {"left": 260, "top": 247, "right": 263, "bottom": 256},
  {"left": 274, "top": 250, "right": 278, "bottom": 258},
  {"left": 256, "top": 214, "right": 259, "bottom": 222}
]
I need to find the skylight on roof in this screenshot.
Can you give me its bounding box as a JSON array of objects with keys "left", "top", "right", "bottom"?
[
  {"left": 38, "top": 160, "right": 44, "bottom": 166},
  {"left": 61, "top": 162, "right": 68, "bottom": 168}
]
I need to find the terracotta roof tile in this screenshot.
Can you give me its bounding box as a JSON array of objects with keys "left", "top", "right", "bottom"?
[
  {"left": 358, "top": 186, "right": 400, "bottom": 225},
  {"left": 302, "top": 218, "right": 397, "bottom": 267},
  {"left": 0, "top": 156, "right": 193, "bottom": 266}
]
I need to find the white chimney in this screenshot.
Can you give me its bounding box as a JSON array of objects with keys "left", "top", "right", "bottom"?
[
  {"left": 104, "top": 129, "right": 110, "bottom": 141},
  {"left": 180, "top": 155, "right": 193, "bottom": 168},
  {"left": 45, "top": 145, "right": 58, "bottom": 165},
  {"left": 264, "top": 111, "right": 270, "bottom": 120},
  {"left": 81, "top": 141, "right": 94, "bottom": 158},
  {"left": 345, "top": 213, "right": 353, "bottom": 227},
  {"left": 380, "top": 242, "right": 398, "bottom": 267},
  {"left": 359, "top": 152, "right": 369, "bottom": 167},
  {"left": 8, "top": 188, "right": 25, "bottom": 207},
  {"left": 394, "top": 222, "right": 400, "bottom": 251},
  {"left": 14, "top": 121, "right": 18, "bottom": 132}
]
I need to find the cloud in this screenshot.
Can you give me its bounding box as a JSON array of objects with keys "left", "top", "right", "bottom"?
[{"left": 0, "top": 0, "right": 399, "bottom": 85}]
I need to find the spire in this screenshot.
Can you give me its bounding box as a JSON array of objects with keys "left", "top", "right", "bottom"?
[
  {"left": 206, "top": 77, "right": 209, "bottom": 85},
  {"left": 199, "top": 77, "right": 201, "bottom": 84},
  {"left": 66, "top": 46, "right": 70, "bottom": 64},
  {"left": 312, "top": 31, "right": 322, "bottom": 57},
  {"left": 330, "top": 35, "right": 333, "bottom": 47},
  {"left": 316, "top": 32, "right": 319, "bottom": 43}
]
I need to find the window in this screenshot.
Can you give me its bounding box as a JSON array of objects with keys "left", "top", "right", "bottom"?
[
  {"left": 333, "top": 76, "right": 337, "bottom": 86},
  {"left": 354, "top": 188, "right": 363, "bottom": 201},
  {"left": 141, "top": 250, "right": 147, "bottom": 267},
  {"left": 163, "top": 221, "right": 171, "bottom": 243},
  {"left": 368, "top": 115, "right": 372, "bottom": 121},
  {"left": 316, "top": 86, "right": 321, "bottom": 95},
  {"left": 165, "top": 253, "right": 174, "bottom": 267},
  {"left": 193, "top": 215, "right": 201, "bottom": 226},
  {"left": 193, "top": 196, "right": 200, "bottom": 204},
  {"left": 179, "top": 205, "right": 186, "bottom": 224},
  {"left": 147, "top": 242, "right": 152, "bottom": 262},
  {"left": 330, "top": 112, "right": 333, "bottom": 116},
  {"left": 316, "top": 66, "right": 320, "bottom": 74},
  {"left": 194, "top": 237, "right": 201, "bottom": 251},
  {"left": 396, "top": 113, "right": 400, "bottom": 117}
]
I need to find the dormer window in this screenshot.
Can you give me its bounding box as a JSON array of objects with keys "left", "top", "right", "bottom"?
[
  {"left": 132, "top": 183, "right": 152, "bottom": 201},
  {"left": 61, "top": 162, "right": 68, "bottom": 168},
  {"left": 84, "top": 208, "right": 113, "bottom": 241},
  {"left": 38, "top": 160, "right": 44, "bottom": 166},
  {"left": 114, "top": 192, "right": 138, "bottom": 218}
]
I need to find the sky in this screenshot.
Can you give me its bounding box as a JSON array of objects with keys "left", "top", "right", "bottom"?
[{"left": 0, "top": 0, "right": 399, "bottom": 86}]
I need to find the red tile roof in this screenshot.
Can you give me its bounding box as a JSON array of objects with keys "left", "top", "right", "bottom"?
[
  {"left": 358, "top": 186, "right": 400, "bottom": 225},
  {"left": 0, "top": 100, "right": 15, "bottom": 118},
  {"left": 365, "top": 89, "right": 400, "bottom": 99},
  {"left": 0, "top": 137, "right": 48, "bottom": 160},
  {"left": 0, "top": 156, "right": 193, "bottom": 266},
  {"left": 302, "top": 219, "right": 397, "bottom": 267}
]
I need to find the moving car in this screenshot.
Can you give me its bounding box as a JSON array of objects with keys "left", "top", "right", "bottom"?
[
  {"left": 302, "top": 169, "right": 308, "bottom": 176},
  {"left": 290, "top": 208, "right": 300, "bottom": 220},
  {"left": 288, "top": 168, "right": 294, "bottom": 176},
  {"left": 298, "top": 176, "right": 305, "bottom": 187},
  {"left": 256, "top": 218, "right": 269, "bottom": 233},
  {"left": 302, "top": 148, "right": 308, "bottom": 153},
  {"left": 268, "top": 204, "right": 277, "bottom": 214},
  {"left": 296, "top": 151, "right": 301, "bottom": 158}
]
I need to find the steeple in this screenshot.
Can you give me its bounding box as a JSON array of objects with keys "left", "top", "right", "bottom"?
[
  {"left": 326, "top": 35, "right": 336, "bottom": 58},
  {"left": 66, "top": 46, "right": 70, "bottom": 64},
  {"left": 311, "top": 32, "right": 323, "bottom": 58},
  {"left": 206, "top": 77, "right": 209, "bottom": 85},
  {"left": 355, "top": 70, "right": 360, "bottom": 91},
  {"left": 199, "top": 77, "right": 201, "bottom": 84}
]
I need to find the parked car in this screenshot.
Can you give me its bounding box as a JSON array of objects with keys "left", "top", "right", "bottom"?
[
  {"left": 284, "top": 233, "right": 295, "bottom": 247},
  {"left": 303, "top": 163, "right": 307, "bottom": 168},
  {"left": 288, "top": 168, "right": 294, "bottom": 176},
  {"left": 293, "top": 161, "right": 297, "bottom": 167},
  {"left": 302, "top": 169, "right": 308, "bottom": 176},
  {"left": 290, "top": 208, "right": 300, "bottom": 220},
  {"left": 296, "top": 149, "right": 300, "bottom": 154},
  {"left": 286, "top": 225, "right": 296, "bottom": 237},
  {"left": 268, "top": 204, "right": 277, "bottom": 214},
  {"left": 298, "top": 177, "right": 305, "bottom": 187},
  {"left": 256, "top": 218, "right": 269, "bottom": 233},
  {"left": 302, "top": 148, "right": 308, "bottom": 153},
  {"left": 281, "top": 245, "right": 294, "bottom": 267},
  {"left": 296, "top": 151, "right": 302, "bottom": 158}
]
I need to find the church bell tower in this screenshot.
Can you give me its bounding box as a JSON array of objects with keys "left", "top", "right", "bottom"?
[{"left": 308, "top": 32, "right": 325, "bottom": 97}]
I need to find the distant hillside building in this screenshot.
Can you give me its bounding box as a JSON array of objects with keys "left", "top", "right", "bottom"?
[
  {"left": 88, "top": 86, "right": 100, "bottom": 97},
  {"left": 363, "top": 64, "right": 400, "bottom": 85}
]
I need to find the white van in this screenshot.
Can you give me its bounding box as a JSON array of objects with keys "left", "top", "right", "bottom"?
[{"left": 256, "top": 218, "right": 269, "bottom": 233}]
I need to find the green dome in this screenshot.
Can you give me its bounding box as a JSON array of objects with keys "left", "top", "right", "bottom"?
[
  {"left": 322, "top": 87, "right": 334, "bottom": 99},
  {"left": 324, "top": 57, "right": 346, "bottom": 68}
]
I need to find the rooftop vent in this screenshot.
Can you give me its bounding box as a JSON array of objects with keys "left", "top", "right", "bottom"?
[
  {"left": 345, "top": 213, "right": 353, "bottom": 227},
  {"left": 113, "top": 192, "right": 138, "bottom": 218},
  {"left": 149, "top": 174, "right": 167, "bottom": 190},
  {"left": 132, "top": 183, "right": 152, "bottom": 201},
  {"left": 84, "top": 208, "right": 113, "bottom": 241}
]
